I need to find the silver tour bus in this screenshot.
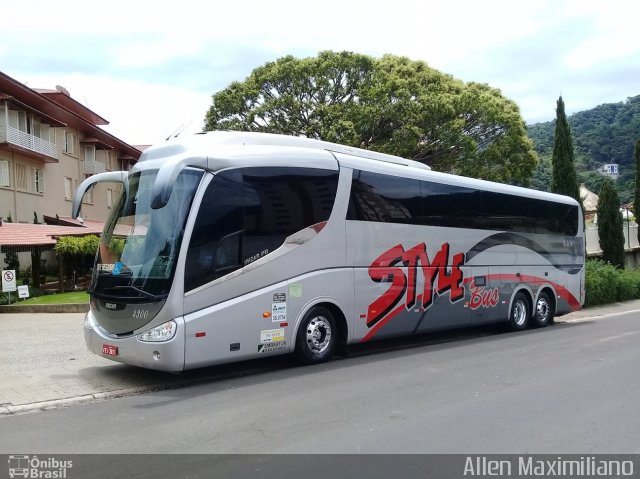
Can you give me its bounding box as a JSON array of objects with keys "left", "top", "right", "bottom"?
[{"left": 73, "top": 131, "right": 585, "bottom": 371}]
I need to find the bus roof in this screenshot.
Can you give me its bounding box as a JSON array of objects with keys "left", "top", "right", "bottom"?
[
  {"left": 139, "top": 131, "right": 578, "bottom": 209},
  {"left": 140, "top": 130, "right": 431, "bottom": 171}
]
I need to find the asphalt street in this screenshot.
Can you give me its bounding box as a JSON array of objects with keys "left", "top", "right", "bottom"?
[
  {"left": 0, "top": 301, "right": 639, "bottom": 455},
  {"left": 1, "top": 301, "right": 640, "bottom": 414}
]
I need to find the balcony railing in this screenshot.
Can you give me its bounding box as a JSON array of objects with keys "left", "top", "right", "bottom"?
[
  {"left": 0, "top": 124, "right": 57, "bottom": 160},
  {"left": 84, "top": 159, "right": 107, "bottom": 174}
]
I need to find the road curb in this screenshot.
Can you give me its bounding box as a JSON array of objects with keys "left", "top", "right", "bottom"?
[
  {"left": 0, "top": 303, "right": 89, "bottom": 314},
  {"left": 0, "top": 386, "right": 160, "bottom": 416}
]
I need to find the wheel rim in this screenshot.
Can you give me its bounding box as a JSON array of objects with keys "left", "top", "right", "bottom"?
[
  {"left": 512, "top": 299, "right": 527, "bottom": 327},
  {"left": 536, "top": 296, "right": 550, "bottom": 323},
  {"left": 306, "top": 316, "right": 332, "bottom": 354}
]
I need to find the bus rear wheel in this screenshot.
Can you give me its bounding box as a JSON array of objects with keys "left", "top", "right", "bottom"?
[
  {"left": 295, "top": 306, "right": 337, "bottom": 364},
  {"left": 532, "top": 291, "right": 554, "bottom": 328},
  {"left": 508, "top": 292, "right": 530, "bottom": 331}
]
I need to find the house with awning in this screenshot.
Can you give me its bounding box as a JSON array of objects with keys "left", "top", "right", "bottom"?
[{"left": 0, "top": 70, "right": 145, "bottom": 288}]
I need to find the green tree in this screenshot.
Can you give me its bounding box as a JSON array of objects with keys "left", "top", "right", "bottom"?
[
  {"left": 3, "top": 248, "right": 19, "bottom": 272},
  {"left": 635, "top": 139, "right": 640, "bottom": 243},
  {"left": 551, "top": 96, "right": 581, "bottom": 202},
  {"left": 54, "top": 235, "right": 100, "bottom": 291},
  {"left": 205, "top": 51, "right": 538, "bottom": 184},
  {"left": 597, "top": 179, "right": 625, "bottom": 268}
]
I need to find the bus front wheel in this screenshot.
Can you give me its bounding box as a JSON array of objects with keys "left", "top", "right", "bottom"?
[
  {"left": 508, "top": 292, "right": 530, "bottom": 331},
  {"left": 295, "top": 306, "right": 337, "bottom": 364}
]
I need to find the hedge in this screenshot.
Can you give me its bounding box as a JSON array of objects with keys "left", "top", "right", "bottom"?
[{"left": 585, "top": 259, "right": 640, "bottom": 307}]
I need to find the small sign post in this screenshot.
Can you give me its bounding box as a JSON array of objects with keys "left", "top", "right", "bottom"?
[
  {"left": 2, "top": 269, "right": 17, "bottom": 305},
  {"left": 17, "top": 285, "right": 30, "bottom": 299}
]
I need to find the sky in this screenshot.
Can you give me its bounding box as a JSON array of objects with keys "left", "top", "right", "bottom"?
[{"left": 2, "top": 0, "right": 639, "bottom": 147}]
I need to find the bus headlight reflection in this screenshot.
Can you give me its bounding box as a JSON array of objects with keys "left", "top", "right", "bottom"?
[{"left": 137, "top": 320, "right": 177, "bottom": 342}]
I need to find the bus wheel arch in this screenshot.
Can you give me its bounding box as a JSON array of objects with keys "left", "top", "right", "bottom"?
[
  {"left": 294, "top": 302, "right": 346, "bottom": 364},
  {"left": 532, "top": 287, "right": 556, "bottom": 328},
  {"left": 508, "top": 289, "right": 532, "bottom": 331}
]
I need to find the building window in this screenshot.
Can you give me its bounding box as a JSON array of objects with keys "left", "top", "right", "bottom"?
[
  {"left": 33, "top": 168, "right": 45, "bottom": 194},
  {"left": 105, "top": 151, "right": 114, "bottom": 171},
  {"left": 0, "top": 160, "right": 10, "bottom": 187},
  {"left": 64, "top": 177, "right": 72, "bottom": 200},
  {"left": 15, "top": 163, "right": 28, "bottom": 190},
  {"left": 84, "top": 145, "right": 95, "bottom": 162},
  {"left": 64, "top": 131, "right": 77, "bottom": 155},
  {"left": 83, "top": 175, "right": 93, "bottom": 203},
  {"left": 107, "top": 188, "right": 113, "bottom": 208}
]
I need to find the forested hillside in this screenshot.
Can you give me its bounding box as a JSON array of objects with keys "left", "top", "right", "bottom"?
[{"left": 528, "top": 95, "right": 640, "bottom": 203}]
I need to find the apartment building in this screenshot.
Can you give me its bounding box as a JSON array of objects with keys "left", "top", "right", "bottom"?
[{"left": 0, "top": 71, "right": 142, "bottom": 224}]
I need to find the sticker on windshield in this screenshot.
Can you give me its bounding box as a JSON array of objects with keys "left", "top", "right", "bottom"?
[
  {"left": 98, "top": 263, "right": 115, "bottom": 272},
  {"left": 112, "top": 262, "right": 124, "bottom": 275}
]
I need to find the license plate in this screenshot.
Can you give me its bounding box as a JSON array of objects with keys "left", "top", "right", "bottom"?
[{"left": 102, "top": 344, "right": 118, "bottom": 356}]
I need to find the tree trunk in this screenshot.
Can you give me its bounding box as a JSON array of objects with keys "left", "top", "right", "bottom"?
[{"left": 31, "top": 249, "right": 41, "bottom": 289}]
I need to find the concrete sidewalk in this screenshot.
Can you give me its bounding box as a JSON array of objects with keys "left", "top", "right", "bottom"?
[
  {"left": 0, "top": 312, "right": 193, "bottom": 415},
  {"left": 1, "top": 301, "right": 639, "bottom": 416}
]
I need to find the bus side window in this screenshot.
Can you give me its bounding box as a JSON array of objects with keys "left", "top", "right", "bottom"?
[
  {"left": 185, "top": 170, "right": 244, "bottom": 291},
  {"left": 242, "top": 167, "right": 338, "bottom": 263}
]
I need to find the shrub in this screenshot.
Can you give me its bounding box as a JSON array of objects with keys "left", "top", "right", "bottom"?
[
  {"left": 584, "top": 259, "right": 640, "bottom": 307},
  {"left": 585, "top": 260, "right": 619, "bottom": 306}
]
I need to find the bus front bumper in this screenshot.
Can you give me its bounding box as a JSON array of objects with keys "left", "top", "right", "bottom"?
[{"left": 83, "top": 310, "right": 185, "bottom": 372}]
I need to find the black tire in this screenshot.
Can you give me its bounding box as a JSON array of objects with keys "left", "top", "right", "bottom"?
[
  {"left": 508, "top": 292, "right": 530, "bottom": 331},
  {"left": 295, "top": 306, "right": 337, "bottom": 364},
  {"left": 532, "top": 291, "right": 554, "bottom": 328}
]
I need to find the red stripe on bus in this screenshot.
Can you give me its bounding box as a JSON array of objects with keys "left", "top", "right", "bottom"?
[
  {"left": 363, "top": 273, "right": 581, "bottom": 343},
  {"left": 362, "top": 302, "right": 407, "bottom": 342}
]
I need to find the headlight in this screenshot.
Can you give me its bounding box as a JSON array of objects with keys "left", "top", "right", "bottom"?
[{"left": 137, "top": 320, "right": 177, "bottom": 342}]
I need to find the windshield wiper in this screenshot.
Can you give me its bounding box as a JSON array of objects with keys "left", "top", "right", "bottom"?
[{"left": 113, "top": 285, "right": 166, "bottom": 302}]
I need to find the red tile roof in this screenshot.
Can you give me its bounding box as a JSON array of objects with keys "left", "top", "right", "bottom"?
[{"left": 0, "top": 222, "right": 102, "bottom": 248}]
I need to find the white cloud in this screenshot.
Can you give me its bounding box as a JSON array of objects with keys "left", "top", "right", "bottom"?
[
  {"left": 14, "top": 72, "right": 210, "bottom": 145},
  {"left": 2, "top": 0, "right": 638, "bottom": 144}
]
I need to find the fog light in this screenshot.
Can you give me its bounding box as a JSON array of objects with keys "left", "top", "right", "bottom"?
[{"left": 153, "top": 351, "right": 160, "bottom": 361}]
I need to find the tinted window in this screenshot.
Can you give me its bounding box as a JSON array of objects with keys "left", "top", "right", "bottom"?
[
  {"left": 243, "top": 167, "right": 338, "bottom": 263},
  {"left": 186, "top": 167, "right": 339, "bottom": 291},
  {"left": 185, "top": 170, "right": 244, "bottom": 291},
  {"left": 421, "top": 181, "right": 484, "bottom": 228},
  {"left": 347, "top": 170, "right": 578, "bottom": 236},
  {"left": 347, "top": 170, "right": 422, "bottom": 223}
]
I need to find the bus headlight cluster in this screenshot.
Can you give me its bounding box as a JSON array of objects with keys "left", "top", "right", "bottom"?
[{"left": 137, "top": 320, "right": 177, "bottom": 342}]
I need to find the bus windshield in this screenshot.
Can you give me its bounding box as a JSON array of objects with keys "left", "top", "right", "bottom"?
[{"left": 91, "top": 168, "right": 203, "bottom": 302}]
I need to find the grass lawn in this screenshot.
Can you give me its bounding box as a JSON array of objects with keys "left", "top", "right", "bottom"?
[{"left": 16, "top": 291, "right": 90, "bottom": 305}]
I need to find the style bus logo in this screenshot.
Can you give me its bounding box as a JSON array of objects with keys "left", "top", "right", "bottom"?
[
  {"left": 367, "top": 242, "right": 465, "bottom": 327},
  {"left": 8, "top": 455, "right": 73, "bottom": 478}
]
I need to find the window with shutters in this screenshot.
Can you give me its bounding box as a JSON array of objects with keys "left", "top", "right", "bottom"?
[
  {"left": 33, "top": 168, "right": 45, "bottom": 193},
  {"left": 0, "top": 160, "right": 10, "bottom": 187},
  {"left": 15, "top": 163, "right": 28, "bottom": 190},
  {"left": 64, "top": 177, "right": 72, "bottom": 200}
]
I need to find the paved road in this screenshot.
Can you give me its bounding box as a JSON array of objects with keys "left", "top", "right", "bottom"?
[
  {"left": 0, "top": 301, "right": 637, "bottom": 414},
  {"left": 0, "top": 302, "right": 639, "bottom": 455}
]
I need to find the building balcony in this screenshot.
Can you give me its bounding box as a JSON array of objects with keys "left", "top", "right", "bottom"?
[
  {"left": 84, "top": 158, "right": 107, "bottom": 174},
  {"left": 0, "top": 124, "right": 58, "bottom": 163}
]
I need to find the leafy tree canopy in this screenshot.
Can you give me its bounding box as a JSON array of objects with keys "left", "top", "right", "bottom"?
[
  {"left": 205, "top": 51, "right": 537, "bottom": 184},
  {"left": 54, "top": 235, "right": 100, "bottom": 256}
]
